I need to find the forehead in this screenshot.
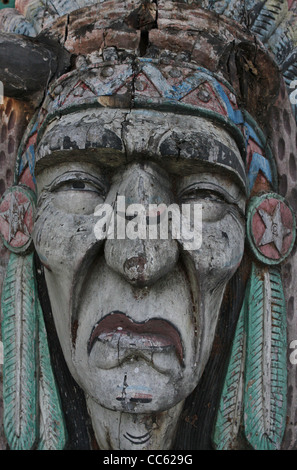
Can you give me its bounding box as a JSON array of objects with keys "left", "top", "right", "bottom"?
[{"left": 36, "top": 108, "right": 247, "bottom": 192}]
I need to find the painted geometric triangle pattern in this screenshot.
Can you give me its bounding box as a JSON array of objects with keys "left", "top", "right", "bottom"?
[{"left": 0, "top": 0, "right": 295, "bottom": 121}]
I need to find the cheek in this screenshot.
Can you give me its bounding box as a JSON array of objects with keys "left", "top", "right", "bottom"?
[
  {"left": 188, "top": 213, "right": 245, "bottom": 276},
  {"left": 33, "top": 203, "right": 99, "bottom": 272},
  {"left": 33, "top": 209, "right": 72, "bottom": 270}
]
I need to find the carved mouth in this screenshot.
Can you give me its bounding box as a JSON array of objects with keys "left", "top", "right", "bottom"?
[{"left": 88, "top": 311, "right": 184, "bottom": 365}]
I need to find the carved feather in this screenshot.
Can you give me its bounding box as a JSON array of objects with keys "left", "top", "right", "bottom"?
[
  {"left": 36, "top": 299, "right": 67, "bottom": 450},
  {"left": 251, "top": 0, "right": 288, "bottom": 42},
  {"left": 1, "top": 252, "right": 38, "bottom": 450},
  {"left": 213, "top": 296, "right": 246, "bottom": 450},
  {"left": 244, "top": 263, "right": 287, "bottom": 450}
]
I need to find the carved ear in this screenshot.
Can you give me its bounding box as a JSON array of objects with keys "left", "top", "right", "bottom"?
[
  {"left": 220, "top": 41, "right": 281, "bottom": 126},
  {"left": 0, "top": 32, "right": 70, "bottom": 100}
]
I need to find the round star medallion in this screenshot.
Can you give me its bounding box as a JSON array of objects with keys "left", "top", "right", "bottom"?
[
  {"left": 247, "top": 193, "right": 296, "bottom": 265},
  {"left": 0, "top": 185, "right": 36, "bottom": 254}
]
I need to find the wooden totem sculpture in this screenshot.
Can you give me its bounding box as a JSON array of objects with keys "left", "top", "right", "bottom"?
[{"left": 0, "top": 0, "right": 297, "bottom": 450}]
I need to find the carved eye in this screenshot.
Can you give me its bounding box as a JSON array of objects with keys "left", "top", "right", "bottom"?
[
  {"left": 179, "top": 185, "right": 244, "bottom": 223},
  {"left": 49, "top": 172, "right": 108, "bottom": 215},
  {"left": 54, "top": 178, "right": 105, "bottom": 195},
  {"left": 71, "top": 181, "right": 87, "bottom": 190},
  {"left": 56, "top": 180, "right": 100, "bottom": 194},
  {"left": 180, "top": 188, "right": 226, "bottom": 204}
]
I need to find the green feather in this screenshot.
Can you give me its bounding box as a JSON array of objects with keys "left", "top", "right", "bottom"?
[
  {"left": 36, "top": 298, "right": 67, "bottom": 450},
  {"left": 244, "top": 263, "right": 287, "bottom": 450},
  {"left": 1, "top": 252, "right": 38, "bottom": 450},
  {"left": 213, "top": 295, "right": 247, "bottom": 450}
]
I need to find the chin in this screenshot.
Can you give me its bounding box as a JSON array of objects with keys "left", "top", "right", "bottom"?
[{"left": 74, "top": 356, "right": 201, "bottom": 414}]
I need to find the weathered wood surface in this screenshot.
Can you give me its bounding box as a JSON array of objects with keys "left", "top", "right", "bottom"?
[
  {"left": 0, "top": 32, "right": 70, "bottom": 99},
  {"left": 0, "top": 0, "right": 296, "bottom": 451}
]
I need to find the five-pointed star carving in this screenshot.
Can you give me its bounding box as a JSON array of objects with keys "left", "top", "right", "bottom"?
[
  {"left": 258, "top": 202, "right": 291, "bottom": 255},
  {"left": 0, "top": 192, "right": 30, "bottom": 243}
]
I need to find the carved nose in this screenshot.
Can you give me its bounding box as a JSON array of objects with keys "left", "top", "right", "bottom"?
[
  {"left": 123, "top": 255, "right": 148, "bottom": 284},
  {"left": 124, "top": 256, "right": 146, "bottom": 277},
  {"left": 104, "top": 239, "right": 179, "bottom": 287},
  {"left": 104, "top": 162, "right": 179, "bottom": 286}
]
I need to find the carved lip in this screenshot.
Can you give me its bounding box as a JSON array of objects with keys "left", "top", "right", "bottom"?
[{"left": 88, "top": 311, "right": 183, "bottom": 365}]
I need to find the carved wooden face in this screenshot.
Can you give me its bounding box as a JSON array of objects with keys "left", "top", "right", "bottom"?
[{"left": 32, "top": 109, "right": 246, "bottom": 414}]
